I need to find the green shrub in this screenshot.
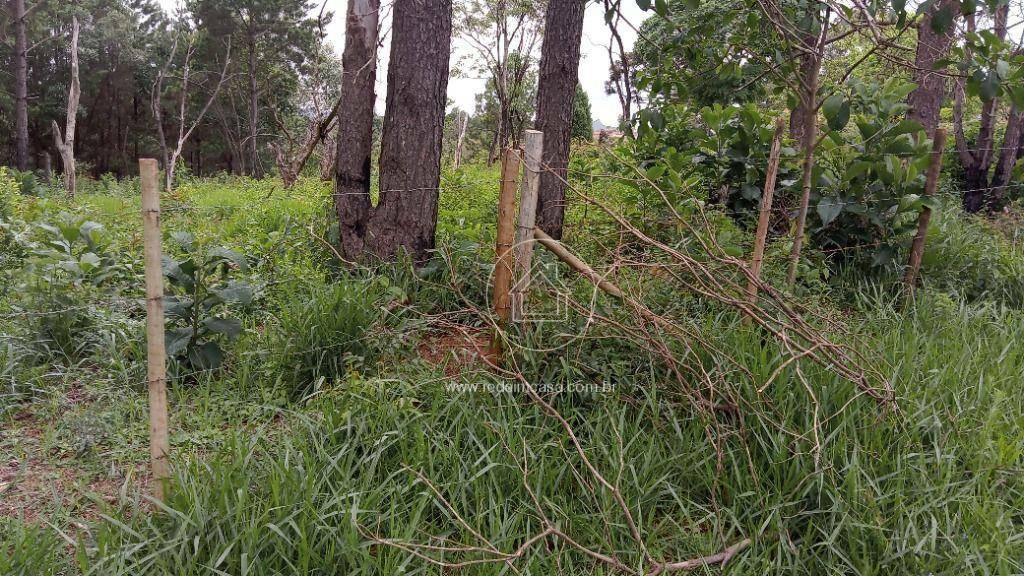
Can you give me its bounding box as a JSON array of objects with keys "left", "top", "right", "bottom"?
[
  {"left": 269, "top": 280, "right": 382, "bottom": 399},
  {"left": 0, "top": 167, "right": 20, "bottom": 221},
  {"left": 920, "top": 201, "right": 1024, "bottom": 305},
  {"left": 163, "top": 232, "right": 254, "bottom": 372}
]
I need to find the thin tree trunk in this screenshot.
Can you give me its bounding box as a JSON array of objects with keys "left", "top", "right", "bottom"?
[
  {"left": 368, "top": 0, "right": 453, "bottom": 263},
  {"left": 273, "top": 99, "right": 341, "bottom": 188},
  {"left": 12, "top": 0, "right": 29, "bottom": 171},
  {"left": 533, "top": 0, "right": 586, "bottom": 240},
  {"left": 954, "top": 6, "right": 1008, "bottom": 212},
  {"left": 52, "top": 16, "right": 81, "bottom": 198},
  {"left": 453, "top": 113, "right": 468, "bottom": 168},
  {"left": 786, "top": 15, "right": 829, "bottom": 287},
  {"left": 990, "top": 108, "right": 1024, "bottom": 209},
  {"left": 320, "top": 132, "right": 336, "bottom": 181},
  {"left": 906, "top": 0, "right": 958, "bottom": 138},
  {"left": 334, "top": 0, "right": 381, "bottom": 261},
  {"left": 248, "top": 36, "right": 262, "bottom": 178}
]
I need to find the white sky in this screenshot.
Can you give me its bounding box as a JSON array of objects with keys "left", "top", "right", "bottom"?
[{"left": 157, "top": 0, "right": 645, "bottom": 126}]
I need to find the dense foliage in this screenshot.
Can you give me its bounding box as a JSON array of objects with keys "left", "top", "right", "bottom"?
[{"left": 3, "top": 0, "right": 1024, "bottom": 574}]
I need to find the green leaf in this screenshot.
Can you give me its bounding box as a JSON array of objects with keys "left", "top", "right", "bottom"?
[
  {"left": 822, "top": 94, "right": 851, "bottom": 131},
  {"left": 202, "top": 317, "right": 243, "bottom": 339},
  {"left": 79, "top": 252, "right": 101, "bottom": 271},
  {"left": 211, "top": 281, "right": 254, "bottom": 306},
  {"left": 646, "top": 164, "right": 667, "bottom": 180},
  {"left": 79, "top": 221, "right": 104, "bottom": 247},
  {"left": 165, "top": 327, "right": 194, "bottom": 357},
  {"left": 164, "top": 296, "right": 194, "bottom": 320},
  {"left": 980, "top": 70, "right": 1000, "bottom": 101},
  {"left": 889, "top": 119, "right": 924, "bottom": 137},
  {"left": 206, "top": 246, "right": 248, "bottom": 272},
  {"left": 637, "top": 0, "right": 652, "bottom": 10},
  {"left": 170, "top": 231, "right": 195, "bottom": 252},
  {"left": 1009, "top": 85, "right": 1024, "bottom": 109},
  {"left": 817, "top": 196, "right": 844, "bottom": 227},
  {"left": 189, "top": 341, "right": 223, "bottom": 370},
  {"left": 885, "top": 135, "right": 916, "bottom": 155}
]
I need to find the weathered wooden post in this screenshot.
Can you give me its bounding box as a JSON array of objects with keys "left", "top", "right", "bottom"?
[
  {"left": 746, "top": 115, "right": 787, "bottom": 305},
  {"left": 140, "top": 158, "right": 170, "bottom": 499},
  {"left": 491, "top": 148, "right": 522, "bottom": 360},
  {"left": 511, "top": 130, "right": 543, "bottom": 322},
  {"left": 904, "top": 128, "right": 946, "bottom": 300}
]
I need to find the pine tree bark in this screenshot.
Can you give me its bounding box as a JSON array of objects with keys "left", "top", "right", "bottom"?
[
  {"left": 368, "top": 0, "right": 453, "bottom": 263},
  {"left": 906, "top": 0, "right": 958, "bottom": 138},
  {"left": 12, "top": 0, "right": 30, "bottom": 171},
  {"left": 334, "top": 0, "right": 380, "bottom": 261},
  {"left": 533, "top": 0, "right": 586, "bottom": 239}
]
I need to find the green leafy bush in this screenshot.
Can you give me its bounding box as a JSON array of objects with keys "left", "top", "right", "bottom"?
[
  {"left": 269, "top": 280, "right": 382, "bottom": 399},
  {"left": 813, "top": 79, "right": 932, "bottom": 266},
  {"left": 27, "top": 211, "right": 120, "bottom": 286},
  {"left": 12, "top": 212, "right": 121, "bottom": 362},
  {"left": 163, "top": 232, "right": 254, "bottom": 372}
]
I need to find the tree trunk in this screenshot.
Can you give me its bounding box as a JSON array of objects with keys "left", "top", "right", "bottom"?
[
  {"left": 990, "top": 108, "right": 1024, "bottom": 209},
  {"left": 533, "top": 0, "right": 586, "bottom": 239},
  {"left": 13, "top": 0, "right": 29, "bottom": 171},
  {"left": 954, "top": 5, "right": 1008, "bottom": 212},
  {"left": 53, "top": 16, "right": 81, "bottom": 198},
  {"left": 274, "top": 100, "right": 341, "bottom": 188},
  {"left": 248, "top": 37, "right": 262, "bottom": 178},
  {"left": 786, "top": 14, "right": 829, "bottom": 287},
  {"left": 367, "top": 0, "right": 453, "bottom": 263},
  {"left": 453, "top": 113, "right": 468, "bottom": 168},
  {"left": 320, "top": 132, "right": 336, "bottom": 181},
  {"left": 334, "top": 0, "right": 381, "bottom": 261},
  {"left": 906, "top": 0, "right": 958, "bottom": 138},
  {"left": 40, "top": 152, "right": 52, "bottom": 182}
]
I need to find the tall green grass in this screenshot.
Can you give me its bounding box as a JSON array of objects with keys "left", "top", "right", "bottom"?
[{"left": 63, "top": 288, "right": 1023, "bottom": 575}]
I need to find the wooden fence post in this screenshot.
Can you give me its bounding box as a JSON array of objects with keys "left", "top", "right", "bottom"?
[
  {"left": 491, "top": 148, "right": 522, "bottom": 360},
  {"left": 140, "top": 158, "right": 170, "bottom": 499},
  {"left": 512, "top": 130, "right": 543, "bottom": 322},
  {"left": 746, "top": 116, "right": 787, "bottom": 305},
  {"left": 904, "top": 128, "right": 947, "bottom": 300}
]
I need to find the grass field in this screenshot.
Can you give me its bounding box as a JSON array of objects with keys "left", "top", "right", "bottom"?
[{"left": 1, "top": 167, "right": 1023, "bottom": 574}]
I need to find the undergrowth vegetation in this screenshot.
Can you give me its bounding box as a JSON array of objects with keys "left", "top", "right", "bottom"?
[{"left": 1, "top": 165, "right": 1023, "bottom": 574}]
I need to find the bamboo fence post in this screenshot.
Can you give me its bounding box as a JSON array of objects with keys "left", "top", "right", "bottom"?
[
  {"left": 491, "top": 148, "right": 522, "bottom": 360},
  {"left": 140, "top": 158, "right": 170, "bottom": 499},
  {"left": 512, "top": 130, "right": 543, "bottom": 322},
  {"left": 746, "top": 115, "right": 787, "bottom": 305},
  {"left": 904, "top": 128, "right": 947, "bottom": 300}
]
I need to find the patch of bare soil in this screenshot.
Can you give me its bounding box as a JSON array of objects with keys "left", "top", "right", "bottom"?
[
  {"left": 417, "top": 327, "right": 496, "bottom": 377},
  {"left": 1, "top": 407, "right": 149, "bottom": 525}
]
